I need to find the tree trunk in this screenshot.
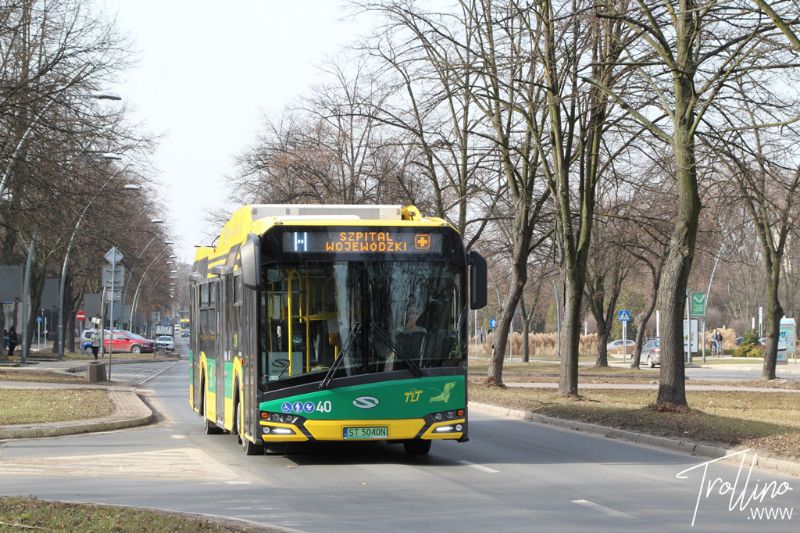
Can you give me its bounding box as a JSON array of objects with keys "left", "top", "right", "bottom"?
[
  {"left": 656, "top": 176, "right": 696, "bottom": 406},
  {"left": 761, "top": 263, "right": 782, "bottom": 380},
  {"left": 24, "top": 261, "right": 46, "bottom": 354},
  {"left": 487, "top": 261, "right": 527, "bottom": 387},
  {"left": 596, "top": 320, "right": 610, "bottom": 368},
  {"left": 559, "top": 268, "right": 583, "bottom": 396},
  {"left": 655, "top": 63, "right": 700, "bottom": 410},
  {"left": 520, "top": 295, "right": 530, "bottom": 363},
  {"left": 631, "top": 268, "right": 660, "bottom": 368},
  {"left": 656, "top": 252, "right": 690, "bottom": 409}
]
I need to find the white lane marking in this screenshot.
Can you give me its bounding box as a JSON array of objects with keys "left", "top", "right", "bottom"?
[
  {"left": 571, "top": 499, "right": 632, "bottom": 519},
  {"left": 458, "top": 460, "right": 499, "bottom": 474},
  {"left": 171, "top": 434, "right": 186, "bottom": 439},
  {"left": 225, "top": 481, "right": 252, "bottom": 485}
]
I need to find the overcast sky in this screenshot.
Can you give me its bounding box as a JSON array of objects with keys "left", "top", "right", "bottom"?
[{"left": 100, "top": 0, "right": 367, "bottom": 262}]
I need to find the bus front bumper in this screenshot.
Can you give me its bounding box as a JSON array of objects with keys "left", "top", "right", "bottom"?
[{"left": 258, "top": 417, "right": 466, "bottom": 443}]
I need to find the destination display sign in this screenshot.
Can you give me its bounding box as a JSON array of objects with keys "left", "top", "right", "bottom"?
[{"left": 282, "top": 230, "right": 443, "bottom": 255}]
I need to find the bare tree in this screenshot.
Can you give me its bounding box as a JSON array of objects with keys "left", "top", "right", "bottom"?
[
  {"left": 710, "top": 80, "right": 800, "bottom": 379},
  {"left": 362, "top": 2, "right": 502, "bottom": 245},
  {"left": 585, "top": 215, "right": 630, "bottom": 367},
  {"left": 590, "top": 0, "right": 796, "bottom": 409}
]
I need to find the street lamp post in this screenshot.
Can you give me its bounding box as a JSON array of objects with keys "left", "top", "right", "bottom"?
[
  {"left": 129, "top": 247, "right": 171, "bottom": 330},
  {"left": 56, "top": 161, "right": 138, "bottom": 359},
  {"left": 121, "top": 221, "right": 165, "bottom": 331}
]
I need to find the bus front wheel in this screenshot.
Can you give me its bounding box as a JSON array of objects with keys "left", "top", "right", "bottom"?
[
  {"left": 236, "top": 395, "right": 263, "bottom": 456},
  {"left": 403, "top": 439, "right": 431, "bottom": 456}
]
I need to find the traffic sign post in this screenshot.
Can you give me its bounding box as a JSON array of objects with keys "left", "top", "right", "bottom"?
[
  {"left": 102, "top": 265, "right": 125, "bottom": 288},
  {"left": 76, "top": 310, "right": 86, "bottom": 336},
  {"left": 104, "top": 247, "right": 123, "bottom": 380},
  {"left": 690, "top": 293, "right": 706, "bottom": 317},
  {"left": 36, "top": 314, "right": 43, "bottom": 352},
  {"left": 618, "top": 309, "right": 631, "bottom": 359},
  {"left": 690, "top": 292, "right": 706, "bottom": 363}
]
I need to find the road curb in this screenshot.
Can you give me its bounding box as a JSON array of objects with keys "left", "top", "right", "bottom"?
[
  {"left": 469, "top": 401, "right": 800, "bottom": 477},
  {"left": 0, "top": 390, "right": 153, "bottom": 440}
]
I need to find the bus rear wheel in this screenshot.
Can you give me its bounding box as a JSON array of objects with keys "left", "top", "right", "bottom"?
[{"left": 403, "top": 439, "right": 431, "bottom": 456}]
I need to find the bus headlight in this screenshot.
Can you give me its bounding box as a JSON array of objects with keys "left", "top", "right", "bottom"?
[
  {"left": 427, "top": 410, "right": 465, "bottom": 424},
  {"left": 261, "top": 412, "right": 303, "bottom": 424}
]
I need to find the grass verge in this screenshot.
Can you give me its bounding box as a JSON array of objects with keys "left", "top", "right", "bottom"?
[
  {"left": 0, "top": 369, "right": 84, "bottom": 384},
  {"left": 0, "top": 498, "right": 250, "bottom": 532},
  {"left": 0, "top": 389, "right": 113, "bottom": 425},
  {"left": 470, "top": 383, "right": 800, "bottom": 461},
  {"left": 699, "top": 357, "right": 764, "bottom": 365}
]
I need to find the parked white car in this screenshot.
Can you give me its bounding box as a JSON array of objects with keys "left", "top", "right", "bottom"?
[
  {"left": 606, "top": 339, "right": 635, "bottom": 353},
  {"left": 155, "top": 335, "right": 175, "bottom": 351}
]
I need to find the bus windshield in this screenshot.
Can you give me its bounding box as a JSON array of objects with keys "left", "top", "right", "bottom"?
[{"left": 259, "top": 260, "right": 465, "bottom": 388}]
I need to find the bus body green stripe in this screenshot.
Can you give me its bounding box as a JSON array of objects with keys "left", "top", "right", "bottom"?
[
  {"left": 259, "top": 376, "right": 465, "bottom": 420},
  {"left": 224, "top": 361, "right": 234, "bottom": 399},
  {"left": 205, "top": 358, "right": 216, "bottom": 393}
]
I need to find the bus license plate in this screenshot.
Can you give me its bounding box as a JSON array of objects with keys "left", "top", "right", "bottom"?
[{"left": 343, "top": 426, "right": 388, "bottom": 439}]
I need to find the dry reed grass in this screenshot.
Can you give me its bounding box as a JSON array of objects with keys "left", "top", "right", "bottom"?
[{"left": 471, "top": 332, "right": 598, "bottom": 358}]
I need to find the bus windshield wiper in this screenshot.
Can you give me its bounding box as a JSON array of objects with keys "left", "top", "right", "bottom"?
[
  {"left": 319, "top": 322, "right": 361, "bottom": 389},
  {"left": 370, "top": 323, "right": 422, "bottom": 377}
]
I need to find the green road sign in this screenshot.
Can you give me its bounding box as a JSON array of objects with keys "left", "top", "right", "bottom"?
[{"left": 691, "top": 292, "right": 707, "bottom": 317}]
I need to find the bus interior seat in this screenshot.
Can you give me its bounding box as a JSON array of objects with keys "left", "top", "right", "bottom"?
[{"left": 422, "top": 330, "right": 456, "bottom": 366}]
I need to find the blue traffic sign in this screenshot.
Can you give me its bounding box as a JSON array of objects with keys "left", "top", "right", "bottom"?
[
  {"left": 36, "top": 316, "right": 44, "bottom": 323},
  {"left": 617, "top": 309, "right": 631, "bottom": 322},
  {"left": 490, "top": 319, "right": 497, "bottom": 329}
]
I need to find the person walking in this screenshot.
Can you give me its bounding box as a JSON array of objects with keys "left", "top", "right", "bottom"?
[
  {"left": 7, "top": 326, "right": 18, "bottom": 357},
  {"left": 90, "top": 329, "right": 101, "bottom": 360}
]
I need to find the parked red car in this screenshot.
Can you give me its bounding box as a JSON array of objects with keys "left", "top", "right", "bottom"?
[{"left": 104, "top": 331, "right": 154, "bottom": 354}]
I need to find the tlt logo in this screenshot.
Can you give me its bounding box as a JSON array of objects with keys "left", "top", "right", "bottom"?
[{"left": 404, "top": 389, "right": 423, "bottom": 403}]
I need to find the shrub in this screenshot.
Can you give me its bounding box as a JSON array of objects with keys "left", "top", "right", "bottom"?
[
  {"left": 733, "top": 342, "right": 764, "bottom": 358},
  {"left": 741, "top": 329, "right": 760, "bottom": 345}
]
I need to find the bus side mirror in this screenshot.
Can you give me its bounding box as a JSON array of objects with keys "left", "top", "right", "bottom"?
[
  {"left": 241, "top": 233, "right": 261, "bottom": 289},
  {"left": 468, "top": 251, "right": 487, "bottom": 309}
]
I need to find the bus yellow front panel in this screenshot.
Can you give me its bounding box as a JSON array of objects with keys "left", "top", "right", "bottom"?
[{"left": 304, "top": 419, "right": 425, "bottom": 441}]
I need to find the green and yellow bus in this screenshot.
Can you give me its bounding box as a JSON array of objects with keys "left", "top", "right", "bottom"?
[{"left": 189, "top": 204, "right": 486, "bottom": 455}]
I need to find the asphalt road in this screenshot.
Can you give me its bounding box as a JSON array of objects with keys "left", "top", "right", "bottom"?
[{"left": 0, "top": 341, "right": 797, "bottom": 532}]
